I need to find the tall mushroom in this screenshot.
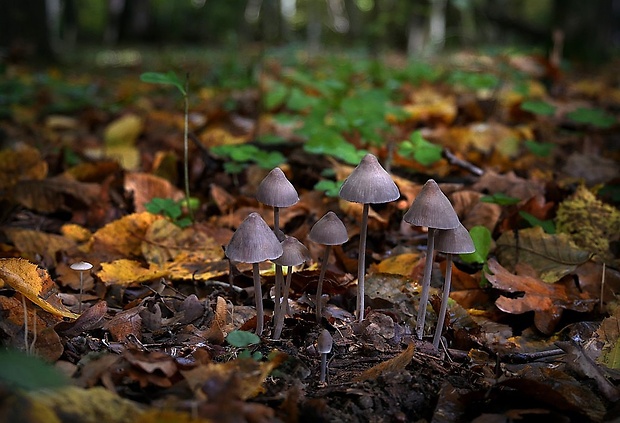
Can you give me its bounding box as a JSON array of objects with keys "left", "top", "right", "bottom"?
[
  {"left": 403, "top": 179, "right": 459, "bottom": 340},
  {"left": 272, "top": 236, "right": 311, "bottom": 340},
  {"left": 225, "top": 212, "right": 283, "bottom": 335},
  {"left": 432, "top": 223, "right": 475, "bottom": 350},
  {"left": 308, "top": 211, "right": 348, "bottom": 322},
  {"left": 256, "top": 167, "right": 299, "bottom": 241},
  {"left": 339, "top": 153, "right": 399, "bottom": 321}
]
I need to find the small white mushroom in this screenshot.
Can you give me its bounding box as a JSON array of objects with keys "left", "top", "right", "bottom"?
[
  {"left": 317, "top": 329, "right": 333, "bottom": 384},
  {"left": 70, "top": 261, "right": 93, "bottom": 313}
]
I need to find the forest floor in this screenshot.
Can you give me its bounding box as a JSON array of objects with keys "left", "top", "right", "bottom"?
[{"left": 0, "top": 47, "right": 619, "bottom": 422}]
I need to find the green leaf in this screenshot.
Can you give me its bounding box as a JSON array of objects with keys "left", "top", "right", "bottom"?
[
  {"left": 398, "top": 130, "right": 443, "bottom": 166},
  {"left": 566, "top": 107, "right": 616, "bottom": 129},
  {"left": 264, "top": 82, "right": 289, "bottom": 110},
  {"left": 460, "top": 226, "right": 492, "bottom": 265},
  {"left": 140, "top": 71, "right": 186, "bottom": 96},
  {"left": 314, "top": 179, "right": 344, "bottom": 197},
  {"left": 226, "top": 330, "right": 260, "bottom": 348},
  {"left": 520, "top": 100, "right": 556, "bottom": 116},
  {"left": 480, "top": 193, "right": 521, "bottom": 206},
  {"left": 519, "top": 211, "right": 555, "bottom": 234},
  {"left": 0, "top": 350, "right": 68, "bottom": 390},
  {"left": 524, "top": 140, "right": 555, "bottom": 157}
]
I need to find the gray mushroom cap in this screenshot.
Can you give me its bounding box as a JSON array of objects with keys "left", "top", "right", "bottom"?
[
  {"left": 308, "top": 211, "right": 349, "bottom": 246},
  {"left": 339, "top": 154, "right": 400, "bottom": 204},
  {"left": 403, "top": 179, "right": 460, "bottom": 229},
  {"left": 225, "top": 212, "right": 283, "bottom": 263},
  {"left": 317, "top": 329, "right": 333, "bottom": 354},
  {"left": 256, "top": 167, "right": 299, "bottom": 208},
  {"left": 70, "top": 261, "right": 93, "bottom": 271},
  {"left": 273, "top": 236, "right": 311, "bottom": 267},
  {"left": 435, "top": 223, "right": 475, "bottom": 254}
]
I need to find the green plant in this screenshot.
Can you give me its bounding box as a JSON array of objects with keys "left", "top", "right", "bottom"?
[
  {"left": 145, "top": 197, "right": 193, "bottom": 228},
  {"left": 211, "top": 144, "right": 286, "bottom": 174},
  {"left": 398, "top": 130, "right": 443, "bottom": 166},
  {"left": 524, "top": 140, "right": 555, "bottom": 157},
  {"left": 460, "top": 225, "right": 492, "bottom": 287},
  {"left": 520, "top": 100, "right": 556, "bottom": 116},
  {"left": 226, "top": 330, "right": 262, "bottom": 360},
  {"left": 519, "top": 211, "right": 555, "bottom": 234},
  {"left": 566, "top": 107, "right": 616, "bottom": 129},
  {"left": 314, "top": 179, "right": 343, "bottom": 197},
  {"left": 140, "top": 71, "right": 194, "bottom": 223},
  {"left": 480, "top": 193, "right": 521, "bottom": 206}
]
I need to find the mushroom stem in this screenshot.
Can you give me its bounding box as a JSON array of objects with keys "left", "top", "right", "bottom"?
[
  {"left": 432, "top": 253, "right": 454, "bottom": 349},
  {"left": 78, "top": 271, "right": 84, "bottom": 313},
  {"left": 273, "top": 264, "right": 285, "bottom": 339},
  {"left": 356, "top": 203, "right": 369, "bottom": 321},
  {"left": 415, "top": 227, "right": 437, "bottom": 340},
  {"left": 22, "top": 295, "right": 28, "bottom": 354},
  {"left": 252, "top": 262, "right": 264, "bottom": 335},
  {"left": 274, "top": 265, "right": 294, "bottom": 340},
  {"left": 320, "top": 353, "right": 328, "bottom": 383},
  {"left": 315, "top": 245, "right": 332, "bottom": 322}
]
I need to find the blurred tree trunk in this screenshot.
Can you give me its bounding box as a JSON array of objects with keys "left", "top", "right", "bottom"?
[
  {"left": 428, "top": 0, "right": 447, "bottom": 53},
  {"left": 0, "top": 0, "right": 55, "bottom": 62},
  {"left": 344, "top": 0, "right": 362, "bottom": 41},
  {"left": 307, "top": 0, "right": 322, "bottom": 56}
]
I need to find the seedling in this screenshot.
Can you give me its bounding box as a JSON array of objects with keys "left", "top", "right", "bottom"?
[
  {"left": 520, "top": 99, "right": 556, "bottom": 116},
  {"left": 70, "top": 261, "right": 93, "bottom": 313},
  {"left": 566, "top": 107, "right": 616, "bottom": 129},
  {"left": 145, "top": 197, "right": 194, "bottom": 228},
  {"left": 140, "top": 71, "right": 194, "bottom": 223},
  {"left": 226, "top": 330, "right": 262, "bottom": 360},
  {"left": 398, "top": 130, "right": 443, "bottom": 166},
  {"left": 211, "top": 144, "right": 286, "bottom": 175}
]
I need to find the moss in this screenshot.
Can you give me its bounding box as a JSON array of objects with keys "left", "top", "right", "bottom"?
[{"left": 556, "top": 185, "right": 620, "bottom": 265}]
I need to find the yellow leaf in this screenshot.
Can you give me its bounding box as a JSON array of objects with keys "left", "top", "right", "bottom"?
[
  {"left": 97, "top": 259, "right": 168, "bottom": 286},
  {"left": 90, "top": 212, "right": 161, "bottom": 260},
  {"left": 0, "top": 258, "right": 78, "bottom": 319},
  {"left": 104, "top": 114, "right": 143, "bottom": 147}
]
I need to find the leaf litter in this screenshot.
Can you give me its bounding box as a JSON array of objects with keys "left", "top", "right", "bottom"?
[{"left": 0, "top": 51, "right": 619, "bottom": 422}]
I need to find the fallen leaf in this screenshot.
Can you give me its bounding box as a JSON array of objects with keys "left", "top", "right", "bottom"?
[
  {"left": 0, "top": 258, "right": 78, "bottom": 319},
  {"left": 486, "top": 259, "right": 596, "bottom": 334},
  {"left": 97, "top": 259, "right": 168, "bottom": 285},
  {"left": 11, "top": 176, "right": 101, "bottom": 214},
  {"left": 104, "top": 306, "right": 144, "bottom": 341},
  {"left": 496, "top": 226, "right": 592, "bottom": 283},
  {"left": 0, "top": 145, "right": 48, "bottom": 190},
  {"left": 354, "top": 343, "right": 415, "bottom": 382},
  {"left": 471, "top": 170, "right": 545, "bottom": 201},
  {"left": 3, "top": 228, "right": 76, "bottom": 267},
  {"left": 104, "top": 113, "right": 143, "bottom": 147},
  {"left": 201, "top": 296, "right": 228, "bottom": 344},
  {"left": 124, "top": 172, "right": 184, "bottom": 213},
  {"left": 90, "top": 212, "right": 161, "bottom": 260}
]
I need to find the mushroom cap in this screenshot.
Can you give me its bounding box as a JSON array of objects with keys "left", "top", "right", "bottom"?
[
  {"left": 317, "top": 329, "right": 333, "bottom": 354},
  {"left": 273, "top": 236, "right": 311, "bottom": 267},
  {"left": 339, "top": 154, "right": 400, "bottom": 204},
  {"left": 308, "top": 211, "right": 349, "bottom": 246},
  {"left": 403, "top": 179, "right": 460, "bottom": 229},
  {"left": 70, "top": 261, "right": 93, "bottom": 271},
  {"left": 225, "top": 212, "right": 283, "bottom": 263},
  {"left": 256, "top": 167, "right": 299, "bottom": 208},
  {"left": 435, "top": 223, "right": 475, "bottom": 254}
]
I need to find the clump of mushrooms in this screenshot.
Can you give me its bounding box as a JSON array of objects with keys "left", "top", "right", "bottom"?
[
  {"left": 432, "top": 223, "right": 474, "bottom": 349},
  {"left": 272, "top": 236, "right": 310, "bottom": 340},
  {"left": 403, "top": 179, "right": 459, "bottom": 340},
  {"left": 339, "top": 153, "right": 399, "bottom": 322},
  {"left": 308, "top": 211, "right": 348, "bottom": 323},
  {"left": 225, "top": 212, "right": 283, "bottom": 336}
]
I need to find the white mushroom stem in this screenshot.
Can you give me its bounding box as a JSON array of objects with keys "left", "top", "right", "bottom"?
[
  {"left": 433, "top": 253, "right": 454, "bottom": 349},
  {"left": 78, "top": 271, "right": 84, "bottom": 313},
  {"left": 252, "top": 262, "right": 264, "bottom": 336},
  {"left": 273, "top": 264, "right": 285, "bottom": 339},
  {"left": 357, "top": 203, "right": 369, "bottom": 322},
  {"left": 320, "top": 352, "right": 328, "bottom": 383},
  {"left": 273, "top": 265, "right": 294, "bottom": 340},
  {"left": 315, "top": 245, "right": 332, "bottom": 322},
  {"left": 415, "top": 227, "right": 437, "bottom": 340}
]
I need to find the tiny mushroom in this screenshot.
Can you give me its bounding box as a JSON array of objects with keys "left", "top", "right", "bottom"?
[
  {"left": 339, "top": 153, "right": 400, "bottom": 322},
  {"left": 272, "top": 236, "right": 311, "bottom": 340},
  {"left": 256, "top": 167, "right": 299, "bottom": 241},
  {"left": 432, "top": 223, "right": 475, "bottom": 350},
  {"left": 308, "top": 211, "right": 348, "bottom": 323},
  {"left": 317, "top": 329, "right": 333, "bottom": 384},
  {"left": 70, "top": 261, "right": 93, "bottom": 313},
  {"left": 403, "top": 179, "right": 459, "bottom": 340},
  {"left": 225, "top": 212, "right": 283, "bottom": 336}
]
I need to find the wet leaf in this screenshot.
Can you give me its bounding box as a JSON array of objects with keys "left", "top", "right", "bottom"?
[
  {"left": 486, "top": 259, "right": 596, "bottom": 334},
  {"left": 496, "top": 226, "right": 592, "bottom": 282}
]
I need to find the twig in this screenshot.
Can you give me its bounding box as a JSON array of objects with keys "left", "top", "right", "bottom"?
[{"left": 442, "top": 148, "right": 484, "bottom": 176}]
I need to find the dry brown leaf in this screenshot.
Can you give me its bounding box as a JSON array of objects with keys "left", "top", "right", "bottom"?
[
  {"left": 105, "top": 306, "right": 144, "bottom": 341},
  {"left": 354, "top": 343, "right": 415, "bottom": 382},
  {"left": 471, "top": 170, "right": 545, "bottom": 201},
  {"left": 0, "top": 258, "right": 78, "bottom": 319},
  {"left": 202, "top": 296, "right": 228, "bottom": 344},
  {"left": 3, "top": 227, "right": 76, "bottom": 267},
  {"left": 0, "top": 144, "right": 48, "bottom": 190},
  {"left": 449, "top": 190, "right": 501, "bottom": 232},
  {"left": 124, "top": 172, "right": 184, "bottom": 212},
  {"left": 486, "top": 259, "right": 596, "bottom": 334},
  {"left": 12, "top": 176, "right": 101, "bottom": 214}
]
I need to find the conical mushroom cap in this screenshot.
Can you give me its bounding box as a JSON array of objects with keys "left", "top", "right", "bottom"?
[
  {"left": 317, "top": 329, "right": 333, "bottom": 354},
  {"left": 256, "top": 167, "right": 299, "bottom": 208},
  {"left": 273, "top": 236, "right": 311, "bottom": 267},
  {"left": 308, "top": 211, "right": 349, "bottom": 246},
  {"left": 339, "top": 154, "right": 400, "bottom": 204},
  {"left": 225, "top": 212, "right": 283, "bottom": 263},
  {"left": 435, "top": 223, "right": 475, "bottom": 254},
  {"left": 403, "top": 179, "right": 459, "bottom": 229}
]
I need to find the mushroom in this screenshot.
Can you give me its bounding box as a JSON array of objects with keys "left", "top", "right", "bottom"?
[
  {"left": 70, "top": 261, "right": 93, "bottom": 313},
  {"left": 432, "top": 223, "right": 475, "bottom": 350},
  {"left": 317, "top": 329, "right": 333, "bottom": 384},
  {"left": 225, "top": 212, "right": 283, "bottom": 335},
  {"left": 272, "top": 236, "right": 311, "bottom": 340},
  {"left": 403, "top": 179, "right": 459, "bottom": 340},
  {"left": 256, "top": 167, "right": 299, "bottom": 241},
  {"left": 339, "top": 153, "right": 399, "bottom": 321},
  {"left": 308, "top": 211, "right": 348, "bottom": 322}
]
